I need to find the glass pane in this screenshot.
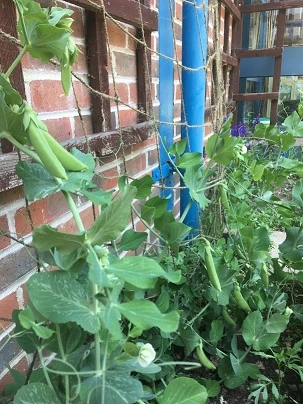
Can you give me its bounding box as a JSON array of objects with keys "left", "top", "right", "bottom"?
[
  {"left": 242, "top": 11, "right": 278, "bottom": 49},
  {"left": 278, "top": 76, "right": 303, "bottom": 123},
  {"left": 284, "top": 8, "right": 303, "bottom": 46}
]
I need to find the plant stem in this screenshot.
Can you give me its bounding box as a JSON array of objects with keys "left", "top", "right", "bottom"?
[
  {"left": 62, "top": 191, "right": 85, "bottom": 232},
  {"left": 131, "top": 205, "right": 167, "bottom": 244},
  {"left": 37, "top": 349, "right": 55, "bottom": 391},
  {"left": 179, "top": 200, "right": 192, "bottom": 223},
  {"left": 15, "top": 1, "right": 31, "bottom": 46},
  {"left": 56, "top": 324, "right": 70, "bottom": 404},
  {"left": 186, "top": 302, "right": 211, "bottom": 326},
  {"left": 101, "top": 331, "right": 109, "bottom": 404},
  {"left": 4, "top": 46, "right": 28, "bottom": 79}
]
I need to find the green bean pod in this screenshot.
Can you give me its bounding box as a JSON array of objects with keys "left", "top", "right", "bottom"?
[
  {"left": 196, "top": 342, "right": 216, "bottom": 370},
  {"left": 233, "top": 284, "right": 251, "bottom": 313},
  {"left": 261, "top": 263, "right": 269, "bottom": 288},
  {"left": 204, "top": 240, "right": 222, "bottom": 292},
  {"left": 222, "top": 308, "right": 236, "bottom": 327},
  {"left": 219, "top": 183, "right": 230, "bottom": 210},
  {"left": 27, "top": 120, "right": 68, "bottom": 180},
  {"left": 42, "top": 130, "right": 88, "bottom": 172}
]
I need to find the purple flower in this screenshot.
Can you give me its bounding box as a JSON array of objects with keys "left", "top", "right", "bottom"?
[
  {"left": 252, "top": 115, "right": 260, "bottom": 127},
  {"left": 231, "top": 122, "right": 249, "bottom": 137}
]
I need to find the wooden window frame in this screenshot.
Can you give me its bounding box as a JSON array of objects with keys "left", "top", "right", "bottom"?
[
  {"left": 0, "top": 0, "right": 158, "bottom": 192},
  {"left": 232, "top": 0, "right": 303, "bottom": 124}
]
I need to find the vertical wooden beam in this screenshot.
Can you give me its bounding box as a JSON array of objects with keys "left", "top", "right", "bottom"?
[
  {"left": 137, "top": 0, "right": 153, "bottom": 123},
  {"left": 231, "top": 0, "right": 242, "bottom": 123},
  {"left": 85, "top": 10, "right": 111, "bottom": 132},
  {"left": 270, "top": 9, "right": 286, "bottom": 124},
  {"left": 0, "top": 0, "right": 26, "bottom": 152}
]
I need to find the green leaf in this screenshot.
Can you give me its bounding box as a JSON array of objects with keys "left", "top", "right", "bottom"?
[
  {"left": 169, "top": 138, "right": 188, "bottom": 156},
  {"left": 158, "top": 377, "right": 208, "bottom": 404},
  {"left": 144, "top": 196, "right": 169, "bottom": 219},
  {"left": 292, "top": 179, "right": 303, "bottom": 208},
  {"left": 251, "top": 164, "right": 264, "bottom": 181},
  {"left": 155, "top": 212, "right": 191, "bottom": 250},
  {"left": 18, "top": 307, "right": 35, "bottom": 330},
  {"left": 106, "top": 256, "right": 181, "bottom": 288},
  {"left": 265, "top": 313, "right": 289, "bottom": 334},
  {"left": 27, "top": 271, "right": 100, "bottom": 333},
  {"left": 210, "top": 320, "right": 224, "bottom": 345},
  {"left": 81, "top": 189, "right": 113, "bottom": 206},
  {"left": 87, "top": 185, "right": 137, "bottom": 245},
  {"left": 242, "top": 311, "right": 263, "bottom": 347},
  {"left": 131, "top": 175, "right": 153, "bottom": 199},
  {"left": 179, "top": 329, "right": 200, "bottom": 356},
  {"left": 205, "top": 132, "right": 240, "bottom": 166},
  {"left": 33, "top": 225, "right": 86, "bottom": 253},
  {"left": 0, "top": 73, "right": 22, "bottom": 105},
  {"left": 119, "top": 229, "right": 147, "bottom": 251},
  {"left": 0, "top": 89, "right": 26, "bottom": 143},
  {"left": 156, "top": 291, "right": 170, "bottom": 313},
  {"left": 116, "top": 300, "right": 179, "bottom": 332},
  {"left": 205, "top": 379, "right": 221, "bottom": 398},
  {"left": 16, "top": 161, "right": 60, "bottom": 201},
  {"left": 31, "top": 323, "right": 54, "bottom": 339},
  {"left": 70, "top": 148, "right": 95, "bottom": 171},
  {"left": 19, "top": 11, "right": 70, "bottom": 62},
  {"left": 140, "top": 204, "right": 156, "bottom": 223},
  {"left": 183, "top": 165, "right": 213, "bottom": 209},
  {"left": 86, "top": 249, "right": 111, "bottom": 287},
  {"left": 177, "top": 152, "right": 202, "bottom": 168},
  {"left": 80, "top": 373, "right": 145, "bottom": 404},
  {"left": 280, "top": 227, "right": 303, "bottom": 262},
  {"left": 14, "top": 382, "right": 61, "bottom": 404}
]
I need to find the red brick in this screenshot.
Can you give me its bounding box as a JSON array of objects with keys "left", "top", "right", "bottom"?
[
  {"left": 15, "top": 200, "right": 48, "bottom": 237},
  {"left": 30, "top": 81, "right": 70, "bottom": 112},
  {"left": 0, "top": 355, "right": 29, "bottom": 394},
  {"left": 129, "top": 83, "right": 138, "bottom": 104},
  {"left": 94, "top": 167, "right": 119, "bottom": 191},
  {"left": 119, "top": 109, "right": 138, "bottom": 127},
  {"left": 131, "top": 137, "right": 156, "bottom": 153},
  {"left": 43, "top": 118, "right": 72, "bottom": 142},
  {"left": 72, "top": 45, "right": 88, "bottom": 74},
  {"left": 127, "top": 27, "right": 137, "bottom": 52},
  {"left": 175, "top": 2, "right": 182, "bottom": 20},
  {"left": 0, "top": 293, "right": 18, "bottom": 330},
  {"left": 80, "top": 207, "right": 95, "bottom": 230},
  {"left": 46, "top": 192, "right": 70, "bottom": 222},
  {"left": 21, "top": 53, "right": 58, "bottom": 72},
  {"left": 57, "top": 217, "right": 79, "bottom": 234},
  {"left": 135, "top": 219, "right": 147, "bottom": 233},
  {"left": 0, "top": 187, "right": 24, "bottom": 206},
  {"left": 109, "top": 83, "right": 129, "bottom": 106},
  {"left": 74, "top": 115, "right": 93, "bottom": 137},
  {"left": 73, "top": 81, "right": 91, "bottom": 110},
  {"left": 115, "top": 52, "right": 137, "bottom": 77},
  {"left": 70, "top": 6, "right": 85, "bottom": 39},
  {"left": 125, "top": 154, "right": 146, "bottom": 177},
  {"left": 107, "top": 19, "right": 127, "bottom": 48},
  {"left": 0, "top": 216, "right": 11, "bottom": 250}
]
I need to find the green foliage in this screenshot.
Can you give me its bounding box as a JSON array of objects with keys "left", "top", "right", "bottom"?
[{"left": 3, "top": 3, "right": 303, "bottom": 402}]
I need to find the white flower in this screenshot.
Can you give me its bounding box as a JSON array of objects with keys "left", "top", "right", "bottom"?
[
  {"left": 137, "top": 343, "right": 156, "bottom": 367},
  {"left": 241, "top": 145, "right": 247, "bottom": 154}
]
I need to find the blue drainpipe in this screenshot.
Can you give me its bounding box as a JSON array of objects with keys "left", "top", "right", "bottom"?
[
  {"left": 152, "top": 0, "right": 175, "bottom": 209},
  {"left": 180, "top": 0, "right": 208, "bottom": 231}
]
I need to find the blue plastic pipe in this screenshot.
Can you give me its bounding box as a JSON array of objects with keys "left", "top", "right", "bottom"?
[
  {"left": 181, "top": 0, "right": 208, "bottom": 230},
  {"left": 158, "top": 0, "right": 175, "bottom": 210}
]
